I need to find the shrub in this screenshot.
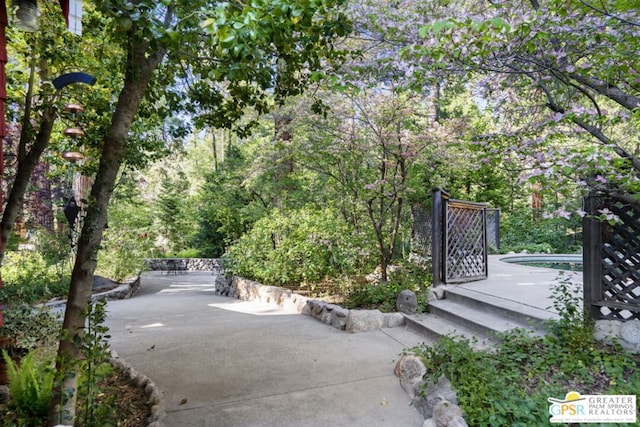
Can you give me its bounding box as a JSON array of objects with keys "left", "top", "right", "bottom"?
[
  {"left": 1, "top": 304, "right": 61, "bottom": 354},
  {"left": 31, "top": 227, "right": 73, "bottom": 269},
  {"left": 76, "top": 299, "right": 117, "bottom": 427},
  {"left": 500, "top": 208, "right": 581, "bottom": 254},
  {"left": 344, "top": 267, "right": 431, "bottom": 312},
  {"left": 96, "top": 236, "right": 150, "bottom": 282},
  {"left": 0, "top": 251, "right": 70, "bottom": 304},
  {"left": 95, "top": 177, "right": 157, "bottom": 281},
  {"left": 173, "top": 248, "right": 200, "bottom": 258},
  {"left": 225, "top": 207, "right": 376, "bottom": 286}
]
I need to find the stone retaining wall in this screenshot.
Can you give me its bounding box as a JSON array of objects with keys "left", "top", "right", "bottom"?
[
  {"left": 145, "top": 258, "right": 222, "bottom": 271},
  {"left": 218, "top": 276, "right": 405, "bottom": 333}
]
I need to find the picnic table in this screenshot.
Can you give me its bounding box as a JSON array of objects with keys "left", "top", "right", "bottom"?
[{"left": 165, "top": 258, "right": 187, "bottom": 275}]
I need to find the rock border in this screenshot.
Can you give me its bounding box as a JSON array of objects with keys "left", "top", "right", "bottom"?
[
  {"left": 110, "top": 351, "right": 166, "bottom": 427},
  {"left": 394, "top": 354, "right": 469, "bottom": 427},
  {"left": 145, "top": 258, "right": 221, "bottom": 272},
  {"left": 45, "top": 276, "right": 141, "bottom": 309},
  {"left": 220, "top": 275, "right": 406, "bottom": 333}
]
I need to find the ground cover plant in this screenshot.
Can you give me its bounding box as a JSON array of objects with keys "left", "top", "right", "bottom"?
[
  {"left": 342, "top": 266, "right": 431, "bottom": 312},
  {"left": 410, "top": 280, "right": 640, "bottom": 426},
  {"left": 412, "top": 330, "right": 639, "bottom": 426}
]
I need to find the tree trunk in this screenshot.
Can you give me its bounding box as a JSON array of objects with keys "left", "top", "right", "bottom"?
[
  {"left": 0, "top": 108, "right": 55, "bottom": 263},
  {"left": 366, "top": 199, "right": 389, "bottom": 282},
  {"left": 48, "top": 33, "right": 167, "bottom": 425},
  {"left": 0, "top": 52, "right": 55, "bottom": 264}
]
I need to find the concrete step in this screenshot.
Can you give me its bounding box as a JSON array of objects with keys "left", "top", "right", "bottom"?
[
  {"left": 403, "top": 312, "right": 495, "bottom": 350},
  {"left": 442, "top": 285, "right": 559, "bottom": 331},
  {"left": 428, "top": 299, "right": 537, "bottom": 339},
  {"left": 403, "top": 285, "right": 559, "bottom": 347}
]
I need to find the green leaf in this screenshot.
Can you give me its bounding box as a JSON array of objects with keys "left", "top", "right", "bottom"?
[
  {"left": 431, "top": 20, "right": 456, "bottom": 35},
  {"left": 222, "top": 32, "right": 236, "bottom": 44},
  {"left": 490, "top": 17, "right": 511, "bottom": 32},
  {"left": 418, "top": 25, "right": 430, "bottom": 38},
  {"left": 200, "top": 18, "right": 215, "bottom": 29}
]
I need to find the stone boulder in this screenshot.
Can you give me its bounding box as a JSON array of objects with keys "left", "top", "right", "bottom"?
[
  {"left": 594, "top": 319, "right": 621, "bottom": 342},
  {"left": 397, "top": 290, "right": 418, "bottom": 314},
  {"left": 345, "top": 309, "right": 384, "bottom": 333},
  {"left": 620, "top": 319, "right": 640, "bottom": 351},
  {"left": 215, "top": 274, "right": 231, "bottom": 296},
  {"left": 92, "top": 275, "right": 118, "bottom": 292},
  {"left": 433, "top": 401, "right": 468, "bottom": 427},
  {"left": 428, "top": 286, "right": 445, "bottom": 302},
  {"left": 383, "top": 312, "right": 405, "bottom": 328},
  {"left": 594, "top": 319, "right": 640, "bottom": 353},
  {"left": 413, "top": 375, "right": 458, "bottom": 419},
  {"left": 394, "top": 354, "right": 426, "bottom": 399}
]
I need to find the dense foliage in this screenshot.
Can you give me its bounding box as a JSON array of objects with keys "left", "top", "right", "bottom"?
[
  {"left": 500, "top": 208, "right": 582, "bottom": 254},
  {"left": 2, "top": 1, "right": 638, "bottom": 424},
  {"left": 0, "top": 251, "right": 70, "bottom": 305},
  {"left": 413, "top": 329, "right": 639, "bottom": 426},
  {"left": 226, "top": 206, "right": 374, "bottom": 286}
]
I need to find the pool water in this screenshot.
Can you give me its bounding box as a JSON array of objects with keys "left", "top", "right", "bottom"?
[
  {"left": 507, "top": 260, "right": 583, "bottom": 272},
  {"left": 500, "top": 255, "right": 583, "bottom": 272}
]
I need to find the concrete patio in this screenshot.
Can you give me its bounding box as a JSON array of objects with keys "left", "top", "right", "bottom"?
[{"left": 467, "top": 254, "right": 583, "bottom": 313}]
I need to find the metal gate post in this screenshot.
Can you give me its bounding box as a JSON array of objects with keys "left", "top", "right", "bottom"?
[
  {"left": 583, "top": 193, "right": 604, "bottom": 320},
  {"left": 431, "top": 188, "right": 448, "bottom": 286}
]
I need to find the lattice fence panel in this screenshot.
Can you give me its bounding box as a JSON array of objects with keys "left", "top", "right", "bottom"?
[
  {"left": 597, "top": 202, "right": 640, "bottom": 320},
  {"left": 445, "top": 202, "right": 487, "bottom": 282}
]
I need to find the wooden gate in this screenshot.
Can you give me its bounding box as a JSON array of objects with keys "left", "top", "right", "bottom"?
[
  {"left": 583, "top": 193, "right": 640, "bottom": 320},
  {"left": 432, "top": 189, "right": 488, "bottom": 285}
]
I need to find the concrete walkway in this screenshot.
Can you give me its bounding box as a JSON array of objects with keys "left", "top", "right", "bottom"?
[
  {"left": 104, "top": 255, "right": 583, "bottom": 426},
  {"left": 105, "top": 272, "right": 427, "bottom": 427}
]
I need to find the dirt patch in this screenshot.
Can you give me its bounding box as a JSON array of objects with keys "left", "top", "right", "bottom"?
[{"left": 96, "top": 368, "right": 150, "bottom": 426}]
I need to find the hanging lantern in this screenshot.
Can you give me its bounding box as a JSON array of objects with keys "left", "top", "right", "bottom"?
[
  {"left": 61, "top": 151, "right": 84, "bottom": 162},
  {"left": 63, "top": 196, "right": 81, "bottom": 228},
  {"left": 64, "top": 103, "right": 84, "bottom": 114},
  {"left": 12, "top": 0, "right": 39, "bottom": 32},
  {"left": 63, "top": 127, "right": 85, "bottom": 138}
]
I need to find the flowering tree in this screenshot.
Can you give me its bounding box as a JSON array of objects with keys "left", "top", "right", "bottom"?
[
  {"left": 412, "top": 0, "right": 640, "bottom": 211},
  {"left": 293, "top": 87, "right": 440, "bottom": 281}
]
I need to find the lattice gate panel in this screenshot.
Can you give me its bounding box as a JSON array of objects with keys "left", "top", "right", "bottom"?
[
  {"left": 444, "top": 200, "right": 488, "bottom": 283},
  {"left": 598, "top": 202, "right": 640, "bottom": 320}
]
